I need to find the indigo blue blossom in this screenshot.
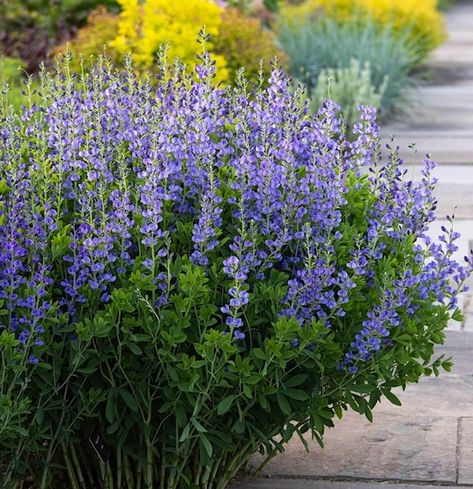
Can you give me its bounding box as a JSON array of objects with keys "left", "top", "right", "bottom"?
[{"left": 0, "top": 53, "right": 470, "bottom": 374}]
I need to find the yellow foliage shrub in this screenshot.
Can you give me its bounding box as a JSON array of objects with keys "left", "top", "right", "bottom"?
[
  {"left": 281, "top": 0, "right": 446, "bottom": 59},
  {"left": 111, "top": 0, "right": 229, "bottom": 81},
  {"left": 213, "top": 8, "right": 287, "bottom": 80}
]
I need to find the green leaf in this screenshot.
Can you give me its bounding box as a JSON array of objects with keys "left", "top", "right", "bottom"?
[
  {"left": 452, "top": 308, "right": 464, "bottom": 323},
  {"left": 284, "top": 373, "right": 308, "bottom": 388},
  {"left": 76, "top": 366, "right": 98, "bottom": 374},
  {"left": 106, "top": 390, "right": 116, "bottom": 424},
  {"left": 0, "top": 330, "right": 18, "bottom": 347},
  {"left": 252, "top": 348, "right": 266, "bottom": 360},
  {"left": 119, "top": 389, "right": 139, "bottom": 413},
  {"left": 383, "top": 390, "right": 402, "bottom": 406},
  {"left": 75, "top": 320, "right": 93, "bottom": 342},
  {"left": 190, "top": 417, "right": 207, "bottom": 433},
  {"left": 200, "top": 433, "right": 213, "bottom": 458},
  {"left": 217, "top": 395, "right": 236, "bottom": 415},
  {"left": 35, "top": 408, "right": 45, "bottom": 425},
  {"left": 179, "top": 424, "right": 191, "bottom": 442},
  {"left": 93, "top": 316, "right": 113, "bottom": 338},
  {"left": 106, "top": 419, "right": 121, "bottom": 435},
  {"left": 175, "top": 405, "right": 187, "bottom": 427},
  {"left": 127, "top": 342, "right": 143, "bottom": 355},
  {"left": 276, "top": 392, "right": 291, "bottom": 416},
  {"left": 245, "top": 375, "right": 262, "bottom": 385},
  {"left": 284, "top": 389, "right": 310, "bottom": 401},
  {"left": 394, "top": 334, "right": 412, "bottom": 346},
  {"left": 311, "top": 413, "right": 324, "bottom": 433},
  {"left": 333, "top": 405, "right": 343, "bottom": 419},
  {"left": 351, "top": 383, "right": 375, "bottom": 394}
]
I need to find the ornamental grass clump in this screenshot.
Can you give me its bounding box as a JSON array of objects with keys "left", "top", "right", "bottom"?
[
  {"left": 0, "top": 46, "right": 471, "bottom": 489},
  {"left": 278, "top": 16, "right": 421, "bottom": 118},
  {"left": 313, "top": 59, "right": 388, "bottom": 127}
]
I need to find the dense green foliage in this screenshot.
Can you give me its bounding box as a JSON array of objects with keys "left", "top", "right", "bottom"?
[
  {"left": 0, "top": 0, "right": 119, "bottom": 72},
  {"left": 0, "top": 53, "right": 466, "bottom": 488}
]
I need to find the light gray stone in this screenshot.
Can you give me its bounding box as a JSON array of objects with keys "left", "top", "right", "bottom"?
[
  {"left": 381, "top": 137, "right": 473, "bottom": 165},
  {"left": 432, "top": 47, "right": 473, "bottom": 65},
  {"left": 459, "top": 417, "right": 473, "bottom": 485},
  {"left": 431, "top": 184, "right": 473, "bottom": 219},
  {"left": 463, "top": 311, "right": 473, "bottom": 332},
  {"left": 253, "top": 413, "right": 458, "bottom": 483},
  {"left": 233, "top": 480, "right": 472, "bottom": 489},
  {"left": 461, "top": 293, "right": 473, "bottom": 332},
  {"left": 374, "top": 376, "right": 473, "bottom": 418}
]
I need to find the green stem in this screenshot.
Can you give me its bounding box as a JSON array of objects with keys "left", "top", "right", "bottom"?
[
  {"left": 116, "top": 447, "right": 122, "bottom": 489},
  {"left": 253, "top": 448, "right": 278, "bottom": 477},
  {"left": 123, "top": 452, "right": 134, "bottom": 489},
  {"left": 136, "top": 455, "right": 142, "bottom": 489},
  {"left": 69, "top": 443, "right": 87, "bottom": 489},
  {"left": 99, "top": 461, "right": 106, "bottom": 488},
  {"left": 78, "top": 443, "right": 95, "bottom": 487},
  {"left": 145, "top": 438, "right": 153, "bottom": 489},
  {"left": 209, "top": 454, "right": 224, "bottom": 489},
  {"left": 159, "top": 442, "right": 166, "bottom": 489},
  {"left": 106, "top": 462, "right": 114, "bottom": 489},
  {"left": 39, "top": 389, "right": 69, "bottom": 489},
  {"left": 61, "top": 441, "right": 81, "bottom": 489},
  {"left": 195, "top": 459, "right": 203, "bottom": 486},
  {"left": 217, "top": 443, "right": 253, "bottom": 489},
  {"left": 201, "top": 462, "right": 213, "bottom": 488}
]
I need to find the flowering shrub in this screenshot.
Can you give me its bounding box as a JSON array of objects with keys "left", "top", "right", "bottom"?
[
  {"left": 111, "top": 0, "right": 229, "bottom": 80},
  {"left": 0, "top": 49, "right": 470, "bottom": 489},
  {"left": 281, "top": 0, "right": 445, "bottom": 60}
]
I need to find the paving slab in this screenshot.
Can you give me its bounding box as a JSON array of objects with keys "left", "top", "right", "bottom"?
[
  {"left": 462, "top": 296, "right": 473, "bottom": 333},
  {"left": 435, "top": 331, "right": 473, "bottom": 371},
  {"left": 432, "top": 47, "right": 473, "bottom": 65},
  {"left": 459, "top": 418, "right": 473, "bottom": 485},
  {"left": 234, "top": 480, "right": 472, "bottom": 489},
  {"left": 380, "top": 137, "right": 473, "bottom": 165},
  {"left": 252, "top": 414, "right": 458, "bottom": 483},
  {"left": 373, "top": 376, "right": 473, "bottom": 418}
]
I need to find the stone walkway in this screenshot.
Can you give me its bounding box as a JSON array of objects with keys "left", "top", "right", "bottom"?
[{"left": 234, "top": 2, "right": 473, "bottom": 488}]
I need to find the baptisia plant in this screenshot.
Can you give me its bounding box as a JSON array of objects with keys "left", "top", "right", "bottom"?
[{"left": 0, "top": 44, "right": 471, "bottom": 489}]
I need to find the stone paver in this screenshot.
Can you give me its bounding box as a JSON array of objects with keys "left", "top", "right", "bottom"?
[
  {"left": 382, "top": 136, "right": 473, "bottom": 165},
  {"left": 234, "top": 480, "right": 472, "bottom": 489},
  {"left": 252, "top": 414, "right": 458, "bottom": 482},
  {"left": 459, "top": 418, "right": 473, "bottom": 485}
]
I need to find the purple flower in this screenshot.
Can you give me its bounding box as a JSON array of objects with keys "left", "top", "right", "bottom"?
[{"left": 0, "top": 53, "right": 469, "bottom": 375}]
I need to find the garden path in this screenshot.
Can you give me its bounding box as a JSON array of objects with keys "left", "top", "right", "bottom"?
[{"left": 234, "top": 1, "right": 473, "bottom": 488}]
